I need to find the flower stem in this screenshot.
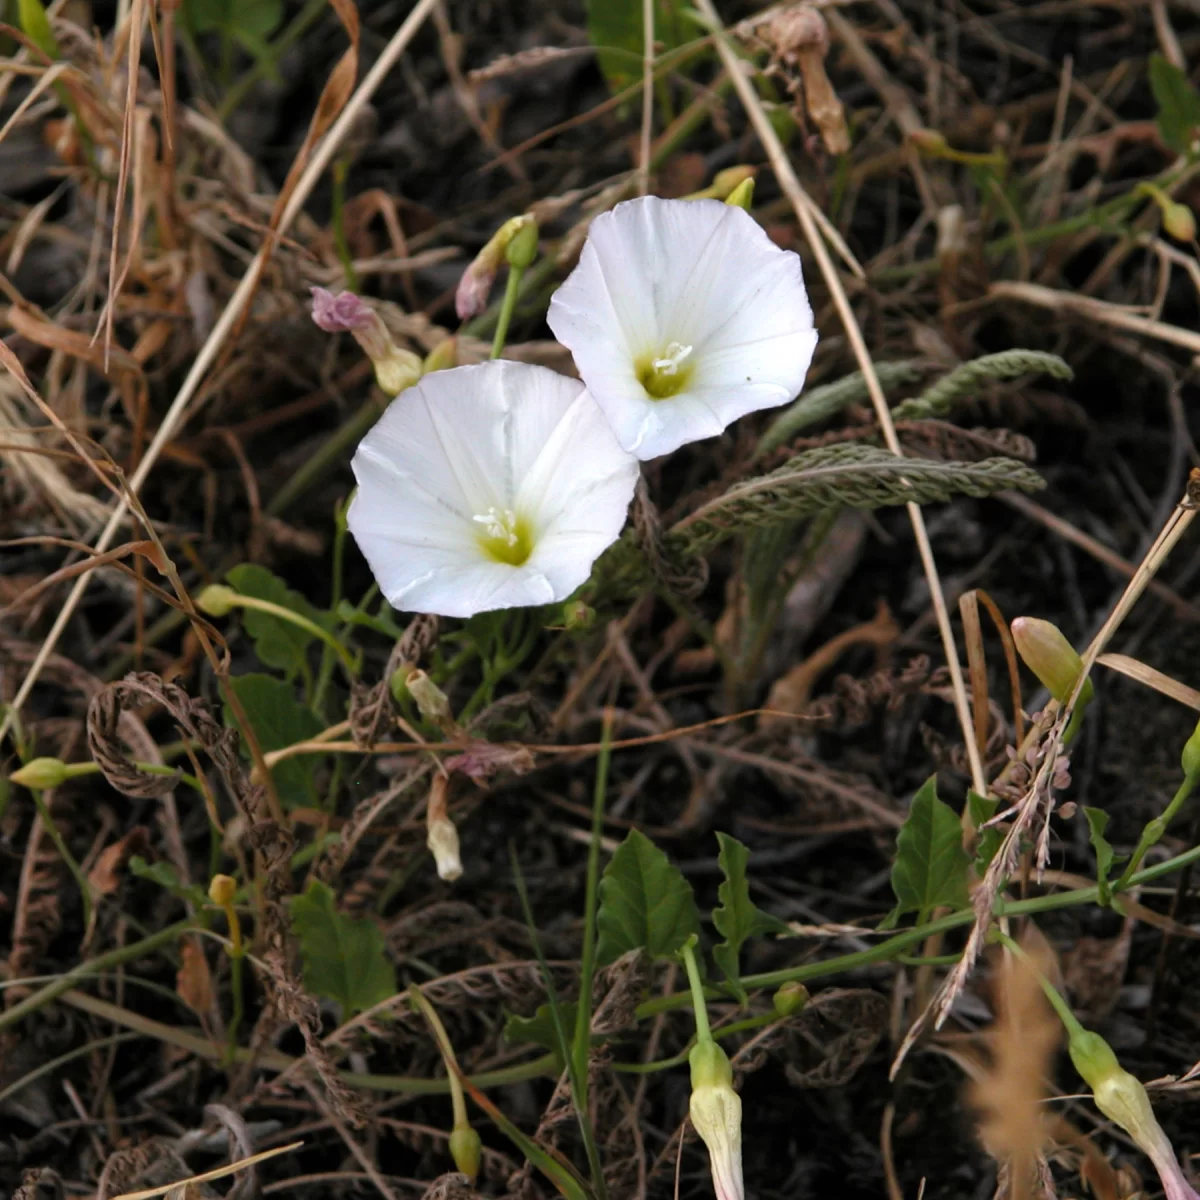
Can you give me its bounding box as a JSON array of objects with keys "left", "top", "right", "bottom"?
[
  {"left": 233, "top": 594, "right": 358, "bottom": 673},
  {"left": 680, "top": 938, "right": 712, "bottom": 1043},
  {"left": 490, "top": 261, "right": 526, "bottom": 359},
  {"left": 1116, "top": 772, "right": 1198, "bottom": 887},
  {"left": 993, "top": 930, "right": 1088, "bottom": 1042},
  {"left": 408, "top": 985, "right": 470, "bottom": 1131}
]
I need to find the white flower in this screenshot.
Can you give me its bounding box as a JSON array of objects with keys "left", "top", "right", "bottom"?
[
  {"left": 547, "top": 196, "right": 818, "bottom": 460},
  {"left": 347, "top": 361, "right": 638, "bottom": 618},
  {"left": 688, "top": 1042, "right": 744, "bottom": 1200}
]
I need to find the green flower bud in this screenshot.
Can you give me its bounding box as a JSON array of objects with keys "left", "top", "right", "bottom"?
[
  {"left": 1163, "top": 201, "right": 1196, "bottom": 242},
  {"left": 1182, "top": 716, "right": 1200, "bottom": 780},
  {"left": 422, "top": 337, "right": 458, "bottom": 376},
  {"left": 561, "top": 600, "right": 595, "bottom": 631},
  {"left": 505, "top": 217, "right": 539, "bottom": 271},
  {"left": 724, "top": 178, "right": 755, "bottom": 211},
  {"left": 10, "top": 756, "right": 68, "bottom": 790},
  {"left": 449, "top": 1124, "right": 482, "bottom": 1183},
  {"left": 772, "top": 982, "right": 809, "bottom": 1017},
  {"left": 388, "top": 664, "right": 413, "bottom": 706},
  {"left": 196, "top": 583, "right": 239, "bottom": 617},
  {"left": 1011, "top": 616, "right": 1094, "bottom": 706}
]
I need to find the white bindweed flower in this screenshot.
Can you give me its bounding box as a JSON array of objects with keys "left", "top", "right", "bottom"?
[
  {"left": 547, "top": 196, "right": 818, "bottom": 460},
  {"left": 348, "top": 361, "right": 638, "bottom": 618},
  {"left": 688, "top": 1041, "right": 744, "bottom": 1200}
]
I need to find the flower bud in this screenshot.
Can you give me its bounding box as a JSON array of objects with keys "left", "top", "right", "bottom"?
[
  {"left": 310, "top": 288, "right": 422, "bottom": 397},
  {"left": 10, "top": 756, "right": 68, "bottom": 790},
  {"left": 1011, "top": 617, "right": 1095, "bottom": 706},
  {"left": 724, "top": 179, "right": 755, "bottom": 211},
  {"left": 1163, "top": 201, "right": 1196, "bottom": 243},
  {"left": 909, "top": 128, "right": 950, "bottom": 156},
  {"left": 710, "top": 165, "right": 755, "bottom": 198},
  {"left": 505, "top": 218, "right": 539, "bottom": 270},
  {"left": 561, "top": 600, "right": 595, "bottom": 631},
  {"left": 427, "top": 814, "right": 463, "bottom": 882},
  {"left": 196, "top": 583, "right": 239, "bottom": 617},
  {"left": 772, "top": 982, "right": 809, "bottom": 1017},
  {"left": 449, "top": 1124, "right": 482, "bottom": 1182},
  {"left": 422, "top": 337, "right": 458, "bottom": 376},
  {"left": 688, "top": 1040, "right": 744, "bottom": 1200},
  {"left": 1182, "top": 716, "right": 1200, "bottom": 780},
  {"left": 406, "top": 669, "right": 452, "bottom": 725},
  {"left": 388, "top": 663, "right": 413, "bottom": 706},
  {"left": 1070, "top": 1028, "right": 1199, "bottom": 1200},
  {"left": 455, "top": 214, "right": 536, "bottom": 319},
  {"left": 208, "top": 874, "right": 237, "bottom": 907}
]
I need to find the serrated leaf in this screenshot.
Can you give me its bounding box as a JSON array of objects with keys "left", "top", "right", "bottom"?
[
  {"left": 226, "top": 563, "right": 329, "bottom": 679},
  {"left": 711, "top": 832, "right": 789, "bottom": 1002},
  {"left": 1150, "top": 54, "right": 1200, "bottom": 155},
  {"left": 587, "top": 0, "right": 689, "bottom": 96},
  {"left": 223, "top": 673, "right": 324, "bottom": 810},
  {"left": 968, "top": 790, "right": 1004, "bottom": 874},
  {"left": 18, "top": 0, "right": 58, "bottom": 58},
  {"left": 885, "top": 776, "right": 971, "bottom": 926},
  {"left": 504, "top": 1001, "right": 581, "bottom": 1052},
  {"left": 289, "top": 879, "right": 395, "bottom": 1016},
  {"left": 596, "top": 829, "right": 700, "bottom": 965}
]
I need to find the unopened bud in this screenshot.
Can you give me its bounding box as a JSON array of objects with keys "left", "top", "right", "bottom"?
[
  {"left": 1163, "top": 201, "right": 1196, "bottom": 242},
  {"left": 449, "top": 1124, "right": 482, "bottom": 1182},
  {"left": 1069, "top": 1028, "right": 1197, "bottom": 1200},
  {"left": 427, "top": 815, "right": 463, "bottom": 882},
  {"left": 196, "top": 583, "right": 239, "bottom": 617},
  {"left": 562, "top": 600, "right": 595, "bottom": 631},
  {"left": 1011, "top": 617, "right": 1094, "bottom": 706},
  {"left": 772, "top": 982, "right": 808, "bottom": 1017},
  {"left": 688, "top": 1040, "right": 744, "bottom": 1200},
  {"left": 455, "top": 215, "right": 536, "bottom": 319},
  {"left": 684, "top": 165, "right": 755, "bottom": 202},
  {"left": 1182, "top": 716, "right": 1200, "bottom": 780},
  {"left": 407, "top": 669, "right": 452, "bottom": 724},
  {"left": 10, "top": 756, "right": 68, "bottom": 790},
  {"left": 724, "top": 178, "right": 755, "bottom": 211},
  {"left": 505, "top": 218, "right": 539, "bottom": 270},
  {"left": 208, "top": 874, "right": 237, "bottom": 907},
  {"left": 389, "top": 663, "right": 414, "bottom": 706},
  {"left": 909, "top": 128, "right": 950, "bottom": 156},
  {"left": 423, "top": 338, "right": 458, "bottom": 375}
]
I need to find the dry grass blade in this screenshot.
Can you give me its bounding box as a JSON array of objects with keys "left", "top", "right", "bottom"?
[
  {"left": 108, "top": 1143, "right": 304, "bottom": 1200},
  {"left": 0, "top": 0, "right": 443, "bottom": 750},
  {"left": 693, "top": 0, "right": 986, "bottom": 796},
  {"left": 1096, "top": 653, "right": 1200, "bottom": 711}
]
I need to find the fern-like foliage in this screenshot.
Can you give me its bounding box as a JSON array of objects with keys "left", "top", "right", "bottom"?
[
  {"left": 670, "top": 443, "right": 1044, "bottom": 555},
  {"left": 891, "top": 350, "right": 1073, "bottom": 422}
]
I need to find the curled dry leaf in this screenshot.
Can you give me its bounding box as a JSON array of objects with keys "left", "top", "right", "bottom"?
[{"left": 176, "top": 938, "right": 214, "bottom": 1017}]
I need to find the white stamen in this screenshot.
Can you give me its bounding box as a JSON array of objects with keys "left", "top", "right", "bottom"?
[
  {"left": 473, "top": 506, "right": 519, "bottom": 545},
  {"left": 651, "top": 341, "right": 693, "bottom": 376}
]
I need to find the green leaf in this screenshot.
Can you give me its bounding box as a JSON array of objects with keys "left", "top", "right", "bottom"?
[
  {"left": 223, "top": 673, "right": 324, "bottom": 810},
  {"left": 1149, "top": 54, "right": 1200, "bottom": 155},
  {"left": 504, "top": 1002, "right": 581, "bottom": 1053},
  {"left": 18, "top": 0, "right": 59, "bottom": 58},
  {"left": 596, "top": 829, "right": 700, "bottom": 965},
  {"left": 129, "top": 855, "right": 208, "bottom": 906},
  {"left": 185, "top": 0, "right": 282, "bottom": 39},
  {"left": 587, "top": 0, "right": 688, "bottom": 96},
  {"left": 289, "top": 878, "right": 395, "bottom": 1016},
  {"left": 226, "top": 564, "right": 328, "bottom": 680},
  {"left": 711, "top": 833, "right": 789, "bottom": 1002},
  {"left": 1083, "top": 807, "right": 1126, "bottom": 905},
  {"left": 883, "top": 776, "right": 971, "bottom": 928},
  {"left": 967, "top": 790, "right": 1004, "bottom": 874}
]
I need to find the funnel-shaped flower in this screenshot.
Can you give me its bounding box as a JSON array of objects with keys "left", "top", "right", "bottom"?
[
  {"left": 348, "top": 362, "right": 638, "bottom": 618},
  {"left": 547, "top": 196, "right": 818, "bottom": 460}
]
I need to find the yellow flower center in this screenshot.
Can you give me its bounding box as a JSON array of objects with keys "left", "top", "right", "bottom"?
[
  {"left": 473, "top": 506, "right": 534, "bottom": 566},
  {"left": 636, "top": 341, "right": 695, "bottom": 400}
]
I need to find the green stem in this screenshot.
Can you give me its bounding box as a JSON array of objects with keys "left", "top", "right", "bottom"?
[
  {"left": 573, "top": 712, "right": 612, "bottom": 1102},
  {"left": 490, "top": 263, "right": 526, "bottom": 359},
  {"left": 993, "top": 930, "right": 1087, "bottom": 1042},
  {"left": 331, "top": 158, "right": 359, "bottom": 292},
  {"left": 1116, "top": 772, "right": 1198, "bottom": 887},
  {"left": 230, "top": 595, "right": 357, "bottom": 673},
  {"left": 226, "top": 952, "right": 245, "bottom": 1065},
  {"left": 408, "top": 985, "right": 470, "bottom": 1130},
  {"left": 62, "top": 760, "right": 206, "bottom": 795},
  {"left": 612, "top": 1009, "right": 780, "bottom": 1074},
  {"left": 680, "top": 939, "right": 712, "bottom": 1043},
  {"left": 31, "top": 790, "right": 92, "bottom": 932}
]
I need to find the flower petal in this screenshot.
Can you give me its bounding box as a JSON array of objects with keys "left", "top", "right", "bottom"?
[
  {"left": 548, "top": 196, "right": 818, "bottom": 460},
  {"left": 348, "top": 361, "right": 637, "bottom": 618}
]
